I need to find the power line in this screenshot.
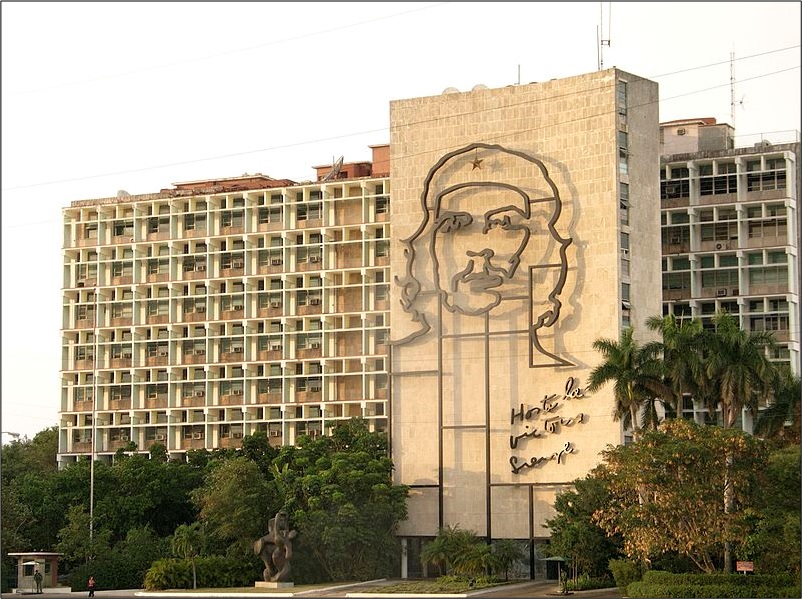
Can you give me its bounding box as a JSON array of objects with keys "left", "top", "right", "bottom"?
[
  {"left": 3, "top": 63, "right": 797, "bottom": 194},
  {"left": 648, "top": 44, "right": 800, "bottom": 79},
  {"left": 3, "top": 3, "right": 452, "bottom": 97}
]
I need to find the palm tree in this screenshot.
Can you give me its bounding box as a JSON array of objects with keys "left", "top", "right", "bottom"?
[
  {"left": 702, "top": 310, "right": 778, "bottom": 573},
  {"left": 643, "top": 313, "right": 705, "bottom": 416},
  {"left": 492, "top": 539, "right": 527, "bottom": 581},
  {"left": 703, "top": 311, "right": 777, "bottom": 429},
  {"left": 754, "top": 367, "right": 800, "bottom": 444},
  {"left": 420, "top": 535, "right": 451, "bottom": 577},
  {"left": 587, "top": 328, "right": 671, "bottom": 437},
  {"left": 171, "top": 522, "right": 204, "bottom": 589}
]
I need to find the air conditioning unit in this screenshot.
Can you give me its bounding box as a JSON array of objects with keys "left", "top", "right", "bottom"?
[
  {"left": 309, "top": 298, "right": 321, "bottom": 306},
  {"left": 194, "top": 390, "right": 205, "bottom": 397},
  {"left": 309, "top": 256, "right": 321, "bottom": 263},
  {"left": 122, "top": 351, "right": 132, "bottom": 359},
  {"left": 193, "top": 348, "right": 206, "bottom": 356},
  {"left": 270, "top": 301, "right": 282, "bottom": 308},
  {"left": 196, "top": 264, "right": 206, "bottom": 271},
  {"left": 270, "top": 344, "right": 282, "bottom": 351},
  {"left": 192, "top": 432, "right": 203, "bottom": 440},
  {"left": 716, "top": 288, "right": 728, "bottom": 297},
  {"left": 270, "top": 430, "right": 282, "bottom": 437},
  {"left": 155, "top": 434, "right": 166, "bottom": 441},
  {"left": 233, "top": 432, "right": 243, "bottom": 439},
  {"left": 620, "top": 248, "right": 630, "bottom": 259},
  {"left": 677, "top": 128, "right": 687, "bottom": 136},
  {"left": 232, "top": 304, "right": 244, "bottom": 311},
  {"left": 233, "top": 347, "right": 243, "bottom": 353},
  {"left": 232, "top": 389, "right": 243, "bottom": 396},
  {"left": 196, "top": 305, "right": 206, "bottom": 313},
  {"left": 310, "top": 342, "right": 321, "bottom": 349},
  {"left": 77, "top": 280, "right": 86, "bottom": 288},
  {"left": 309, "top": 386, "right": 321, "bottom": 393},
  {"left": 731, "top": 288, "right": 739, "bottom": 296},
  {"left": 271, "top": 258, "right": 283, "bottom": 265},
  {"left": 148, "top": 392, "right": 158, "bottom": 400},
  {"left": 715, "top": 242, "right": 730, "bottom": 250},
  {"left": 158, "top": 350, "right": 168, "bottom": 357},
  {"left": 232, "top": 260, "right": 244, "bottom": 269}
]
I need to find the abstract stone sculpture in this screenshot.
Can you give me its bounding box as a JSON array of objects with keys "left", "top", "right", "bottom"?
[{"left": 253, "top": 511, "right": 297, "bottom": 583}]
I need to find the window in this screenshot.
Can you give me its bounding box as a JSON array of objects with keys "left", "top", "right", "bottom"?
[
  {"left": 619, "top": 183, "right": 629, "bottom": 226},
  {"left": 113, "top": 220, "right": 134, "bottom": 237},
  {"left": 221, "top": 210, "right": 244, "bottom": 228},
  {"left": 616, "top": 80, "right": 627, "bottom": 116}
]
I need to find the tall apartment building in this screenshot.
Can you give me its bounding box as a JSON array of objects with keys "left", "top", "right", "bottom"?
[
  {"left": 388, "top": 68, "right": 661, "bottom": 573},
  {"left": 59, "top": 68, "right": 663, "bottom": 573},
  {"left": 659, "top": 119, "right": 800, "bottom": 430},
  {"left": 59, "top": 146, "right": 392, "bottom": 466}
]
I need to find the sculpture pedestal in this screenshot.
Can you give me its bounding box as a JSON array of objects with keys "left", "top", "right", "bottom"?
[{"left": 255, "top": 581, "right": 294, "bottom": 589}]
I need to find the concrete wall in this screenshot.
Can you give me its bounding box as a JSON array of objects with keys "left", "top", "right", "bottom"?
[{"left": 389, "top": 68, "right": 661, "bottom": 539}]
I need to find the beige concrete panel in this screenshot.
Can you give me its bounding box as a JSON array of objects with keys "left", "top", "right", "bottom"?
[{"left": 396, "top": 487, "right": 440, "bottom": 537}]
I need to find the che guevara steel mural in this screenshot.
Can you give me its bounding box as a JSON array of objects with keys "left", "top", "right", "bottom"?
[{"left": 392, "top": 142, "right": 589, "bottom": 475}]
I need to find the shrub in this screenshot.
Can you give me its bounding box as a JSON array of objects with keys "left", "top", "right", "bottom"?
[
  {"left": 626, "top": 571, "right": 801, "bottom": 598},
  {"left": 608, "top": 558, "right": 641, "bottom": 592}
]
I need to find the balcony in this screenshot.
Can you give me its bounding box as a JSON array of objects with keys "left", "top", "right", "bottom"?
[{"left": 220, "top": 392, "right": 245, "bottom": 406}]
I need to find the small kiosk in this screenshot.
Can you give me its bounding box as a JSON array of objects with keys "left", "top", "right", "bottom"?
[{"left": 7, "top": 552, "right": 65, "bottom": 593}]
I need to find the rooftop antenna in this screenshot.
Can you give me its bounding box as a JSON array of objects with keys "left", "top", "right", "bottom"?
[
  {"left": 597, "top": 2, "right": 611, "bottom": 71},
  {"left": 321, "top": 155, "right": 344, "bottom": 182},
  {"left": 730, "top": 50, "right": 745, "bottom": 132}
]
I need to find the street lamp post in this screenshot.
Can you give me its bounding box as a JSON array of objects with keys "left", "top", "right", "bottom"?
[{"left": 89, "top": 287, "right": 99, "bottom": 545}]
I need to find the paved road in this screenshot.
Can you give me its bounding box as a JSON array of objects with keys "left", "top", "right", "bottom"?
[{"left": 14, "top": 581, "right": 623, "bottom": 599}]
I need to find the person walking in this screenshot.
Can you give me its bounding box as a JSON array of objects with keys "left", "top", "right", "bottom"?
[
  {"left": 33, "top": 569, "right": 43, "bottom": 594},
  {"left": 87, "top": 575, "right": 96, "bottom": 597}
]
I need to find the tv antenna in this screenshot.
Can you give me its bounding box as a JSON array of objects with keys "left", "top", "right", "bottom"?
[
  {"left": 597, "top": 2, "right": 611, "bottom": 71},
  {"left": 730, "top": 51, "right": 745, "bottom": 130},
  {"left": 321, "top": 155, "right": 344, "bottom": 182}
]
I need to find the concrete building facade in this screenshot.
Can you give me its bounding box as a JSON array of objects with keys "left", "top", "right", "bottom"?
[
  {"left": 59, "top": 149, "right": 393, "bottom": 465},
  {"left": 388, "top": 67, "right": 661, "bottom": 568},
  {"left": 58, "top": 70, "right": 663, "bottom": 567},
  {"left": 659, "top": 119, "right": 800, "bottom": 428}
]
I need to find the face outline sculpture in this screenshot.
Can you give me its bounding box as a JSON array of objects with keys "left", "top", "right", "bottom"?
[
  {"left": 430, "top": 182, "right": 532, "bottom": 316},
  {"left": 395, "top": 142, "right": 573, "bottom": 367}
]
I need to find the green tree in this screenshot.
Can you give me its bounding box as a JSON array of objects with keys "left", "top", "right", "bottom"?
[
  {"left": 703, "top": 311, "right": 777, "bottom": 429},
  {"left": 740, "top": 445, "right": 801, "bottom": 575},
  {"left": 592, "top": 419, "right": 765, "bottom": 573},
  {"left": 55, "top": 504, "right": 113, "bottom": 566},
  {"left": 277, "top": 419, "right": 408, "bottom": 582},
  {"left": 191, "top": 457, "right": 274, "bottom": 557},
  {"left": 587, "top": 328, "right": 670, "bottom": 436},
  {"left": 702, "top": 311, "right": 777, "bottom": 573},
  {"left": 492, "top": 539, "right": 527, "bottom": 581},
  {"left": 754, "top": 368, "right": 801, "bottom": 445},
  {"left": 452, "top": 541, "right": 497, "bottom": 578},
  {"left": 240, "top": 431, "right": 279, "bottom": 477},
  {"left": 171, "top": 522, "right": 204, "bottom": 589},
  {"left": 643, "top": 313, "right": 705, "bottom": 415},
  {"left": 545, "top": 473, "right": 623, "bottom": 579}
]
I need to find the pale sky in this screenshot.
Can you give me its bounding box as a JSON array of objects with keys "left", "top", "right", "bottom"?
[{"left": 2, "top": 2, "right": 800, "bottom": 442}]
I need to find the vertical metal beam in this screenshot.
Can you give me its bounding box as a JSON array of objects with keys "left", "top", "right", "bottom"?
[
  {"left": 437, "top": 301, "right": 444, "bottom": 530},
  {"left": 89, "top": 287, "right": 98, "bottom": 545},
  {"left": 484, "top": 312, "right": 492, "bottom": 542},
  {"left": 529, "top": 484, "right": 535, "bottom": 580}
]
